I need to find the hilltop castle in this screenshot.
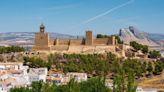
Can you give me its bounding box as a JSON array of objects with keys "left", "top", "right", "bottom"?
[{"left": 32, "top": 24, "right": 119, "bottom": 54}]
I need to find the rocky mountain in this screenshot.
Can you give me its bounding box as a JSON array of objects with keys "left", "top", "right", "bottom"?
[
  {"left": 119, "top": 26, "right": 164, "bottom": 46},
  {"left": 0, "top": 32, "right": 75, "bottom": 46}
]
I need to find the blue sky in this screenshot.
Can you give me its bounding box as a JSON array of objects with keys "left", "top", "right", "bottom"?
[{"left": 0, "top": 0, "right": 164, "bottom": 35}]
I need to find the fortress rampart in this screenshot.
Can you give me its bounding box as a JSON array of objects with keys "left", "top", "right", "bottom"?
[{"left": 32, "top": 24, "right": 118, "bottom": 54}]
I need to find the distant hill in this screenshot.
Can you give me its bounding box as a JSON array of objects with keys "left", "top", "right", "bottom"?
[
  {"left": 148, "top": 33, "right": 164, "bottom": 45},
  {"left": 1, "top": 28, "right": 164, "bottom": 47},
  {"left": 0, "top": 32, "right": 75, "bottom": 46},
  {"left": 119, "top": 26, "right": 164, "bottom": 46}
]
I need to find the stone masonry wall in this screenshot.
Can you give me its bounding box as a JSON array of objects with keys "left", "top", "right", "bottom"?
[
  {"left": 70, "top": 39, "right": 83, "bottom": 45},
  {"left": 35, "top": 33, "right": 49, "bottom": 47},
  {"left": 93, "top": 38, "right": 108, "bottom": 45},
  {"left": 58, "top": 39, "right": 70, "bottom": 45}
]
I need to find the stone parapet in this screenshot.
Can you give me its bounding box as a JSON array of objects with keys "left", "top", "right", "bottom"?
[{"left": 32, "top": 46, "right": 51, "bottom": 51}]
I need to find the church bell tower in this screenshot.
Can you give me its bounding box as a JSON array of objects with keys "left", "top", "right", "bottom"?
[
  {"left": 32, "top": 23, "right": 51, "bottom": 51},
  {"left": 40, "top": 23, "right": 45, "bottom": 33}
]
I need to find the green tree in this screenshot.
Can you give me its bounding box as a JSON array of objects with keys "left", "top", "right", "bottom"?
[
  {"left": 96, "top": 34, "right": 109, "bottom": 38},
  {"left": 0, "top": 46, "right": 25, "bottom": 54},
  {"left": 31, "top": 81, "right": 43, "bottom": 92},
  {"left": 113, "top": 69, "right": 126, "bottom": 92},
  {"left": 141, "top": 45, "right": 148, "bottom": 54},
  {"left": 130, "top": 41, "right": 142, "bottom": 51},
  {"left": 107, "top": 52, "right": 117, "bottom": 63},
  {"left": 113, "top": 68, "right": 137, "bottom": 92},
  {"left": 147, "top": 62, "right": 153, "bottom": 75},
  {"left": 23, "top": 57, "right": 52, "bottom": 70},
  {"left": 10, "top": 87, "right": 32, "bottom": 92},
  {"left": 154, "top": 62, "right": 163, "bottom": 75},
  {"left": 80, "top": 77, "right": 110, "bottom": 92},
  {"left": 41, "top": 83, "right": 55, "bottom": 92},
  {"left": 127, "top": 71, "right": 137, "bottom": 92},
  {"left": 112, "top": 35, "right": 123, "bottom": 44},
  {"left": 149, "top": 50, "right": 161, "bottom": 58}
]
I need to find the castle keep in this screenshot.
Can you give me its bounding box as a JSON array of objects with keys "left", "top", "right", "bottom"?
[{"left": 32, "top": 24, "right": 118, "bottom": 53}]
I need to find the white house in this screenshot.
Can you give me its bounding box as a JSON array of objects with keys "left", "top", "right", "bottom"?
[
  {"left": 28, "top": 68, "right": 48, "bottom": 82},
  {"left": 66, "top": 72, "right": 87, "bottom": 82},
  {"left": 0, "top": 85, "right": 8, "bottom": 92},
  {"left": 136, "top": 87, "right": 158, "bottom": 92}
]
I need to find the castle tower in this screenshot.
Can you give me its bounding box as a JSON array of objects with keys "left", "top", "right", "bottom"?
[
  {"left": 85, "top": 31, "right": 93, "bottom": 45},
  {"left": 32, "top": 24, "right": 51, "bottom": 51},
  {"left": 40, "top": 23, "right": 45, "bottom": 33},
  {"left": 111, "top": 36, "right": 116, "bottom": 45},
  {"left": 107, "top": 36, "right": 116, "bottom": 45}
]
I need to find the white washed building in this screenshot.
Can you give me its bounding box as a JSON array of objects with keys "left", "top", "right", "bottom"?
[
  {"left": 66, "top": 72, "right": 87, "bottom": 82},
  {"left": 0, "top": 62, "right": 48, "bottom": 92},
  {"left": 136, "top": 87, "right": 158, "bottom": 92},
  {"left": 28, "top": 68, "right": 48, "bottom": 82}
]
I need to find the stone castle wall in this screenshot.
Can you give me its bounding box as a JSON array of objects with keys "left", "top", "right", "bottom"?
[
  {"left": 33, "top": 24, "right": 118, "bottom": 54},
  {"left": 51, "top": 45, "right": 69, "bottom": 51},
  {"left": 33, "top": 46, "right": 51, "bottom": 51},
  {"left": 35, "top": 33, "right": 49, "bottom": 47},
  {"left": 70, "top": 39, "right": 83, "bottom": 45},
  {"left": 108, "top": 36, "right": 115, "bottom": 45},
  {"left": 93, "top": 38, "right": 109, "bottom": 45},
  {"left": 49, "top": 40, "right": 55, "bottom": 45},
  {"left": 68, "top": 46, "right": 84, "bottom": 53},
  {"left": 58, "top": 39, "right": 70, "bottom": 45},
  {"left": 50, "top": 38, "right": 113, "bottom": 46}
]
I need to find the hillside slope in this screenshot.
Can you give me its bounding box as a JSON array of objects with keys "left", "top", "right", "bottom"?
[
  {"left": 0, "top": 32, "right": 75, "bottom": 46},
  {"left": 119, "top": 26, "right": 161, "bottom": 46}
]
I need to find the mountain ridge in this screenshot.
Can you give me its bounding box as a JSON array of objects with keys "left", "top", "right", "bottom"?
[
  {"left": 0, "top": 32, "right": 76, "bottom": 46},
  {"left": 119, "top": 26, "right": 164, "bottom": 46}
]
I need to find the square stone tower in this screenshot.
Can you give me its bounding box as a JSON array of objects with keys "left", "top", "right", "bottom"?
[
  {"left": 33, "top": 24, "right": 50, "bottom": 50},
  {"left": 85, "top": 31, "right": 93, "bottom": 45},
  {"left": 108, "top": 36, "right": 116, "bottom": 45}
]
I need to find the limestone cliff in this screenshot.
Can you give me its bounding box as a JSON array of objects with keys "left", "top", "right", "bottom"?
[{"left": 119, "top": 26, "right": 160, "bottom": 46}]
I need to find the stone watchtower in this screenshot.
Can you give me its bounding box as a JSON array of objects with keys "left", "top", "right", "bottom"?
[
  {"left": 85, "top": 31, "right": 93, "bottom": 45},
  {"left": 33, "top": 24, "right": 51, "bottom": 51},
  {"left": 40, "top": 24, "right": 45, "bottom": 33}
]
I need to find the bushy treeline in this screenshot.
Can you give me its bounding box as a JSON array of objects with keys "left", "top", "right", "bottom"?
[
  {"left": 97, "top": 34, "right": 109, "bottom": 38},
  {"left": 0, "top": 46, "right": 25, "bottom": 54},
  {"left": 123, "top": 59, "right": 164, "bottom": 76},
  {"left": 10, "top": 77, "right": 111, "bottom": 92},
  {"left": 24, "top": 53, "right": 164, "bottom": 78},
  {"left": 15, "top": 52, "right": 164, "bottom": 92},
  {"left": 130, "top": 41, "right": 148, "bottom": 54},
  {"left": 20, "top": 53, "right": 164, "bottom": 92},
  {"left": 149, "top": 50, "right": 161, "bottom": 59},
  {"left": 47, "top": 53, "right": 164, "bottom": 78},
  {"left": 10, "top": 70, "right": 137, "bottom": 92},
  {"left": 96, "top": 34, "right": 123, "bottom": 44},
  {"left": 113, "top": 68, "right": 137, "bottom": 92},
  {"left": 130, "top": 41, "right": 161, "bottom": 58},
  {"left": 23, "top": 56, "right": 52, "bottom": 70},
  {"left": 48, "top": 53, "right": 110, "bottom": 76}
]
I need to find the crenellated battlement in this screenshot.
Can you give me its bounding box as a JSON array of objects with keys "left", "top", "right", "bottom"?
[{"left": 32, "top": 24, "right": 117, "bottom": 53}]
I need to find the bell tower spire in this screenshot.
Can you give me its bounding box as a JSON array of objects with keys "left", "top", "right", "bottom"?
[{"left": 40, "top": 23, "right": 45, "bottom": 33}]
